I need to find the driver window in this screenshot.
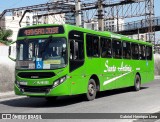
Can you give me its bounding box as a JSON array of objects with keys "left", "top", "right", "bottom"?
[{"left": 69, "top": 30, "right": 84, "bottom": 72}]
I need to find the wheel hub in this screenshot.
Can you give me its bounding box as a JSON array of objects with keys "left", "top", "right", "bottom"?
[{"left": 88, "top": 83, "right": 95, "bottom": 96}]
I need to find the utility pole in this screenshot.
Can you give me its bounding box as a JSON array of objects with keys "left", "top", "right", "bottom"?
[
  {"left": 98, "top": 0, "right": 104, "bottom": 31},
  {"left": 145, "top": 0, "right": 155, "bottom": 43},
  {"left": 75, "top": 0, "right": 82, "bottom": 27},
  {"left": 116, "top": 6, "right": 119, "bottom": 32}
]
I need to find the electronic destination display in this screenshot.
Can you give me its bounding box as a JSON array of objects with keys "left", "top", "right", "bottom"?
[{"left": 18, "top": 26, "right": 64, "bottom": 37}]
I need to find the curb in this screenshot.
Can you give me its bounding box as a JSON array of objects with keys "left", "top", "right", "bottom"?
[
  {"left": 155, "top": 76, "right": 160, "bottom": 79},
  {"left": 0, "top": 91, "right": 15, "bottom": 99}
]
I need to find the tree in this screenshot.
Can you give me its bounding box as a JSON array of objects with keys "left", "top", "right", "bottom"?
[{"left": 0, "top": 28, "right": 13, "bottom": 45}]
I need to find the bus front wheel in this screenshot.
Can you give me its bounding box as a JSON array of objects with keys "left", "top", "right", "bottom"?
[
  {"left": 134, "top": 74, "right": 141, "bottom": 91},
  {"left": 86, "top": 79, "right": 97, "bottom": 101}
]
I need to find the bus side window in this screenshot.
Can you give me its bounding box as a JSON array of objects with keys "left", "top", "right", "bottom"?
[
  {"left": 131, "top": 43, "right": 139, "bottom": 60},
  {"left": 123, "top": 42, "right": 131, "bottom": 59},
  {"left": 112, "top": 39, "right": 122, "bottom": 59},
  {"left": 139, "top": 45, "right": 146, "bottom": 60},
  {"left": 101, "top": 37, "right": 112, "bottom": 58},
  {"left": 86, "top": 34, "right": 100, "bottom": 57},
  {"left": 146, "top": 46, "right": 152, "bottom": 60},
  {"left": 70, "top": 40, "right": 84, "bottom": 60}
]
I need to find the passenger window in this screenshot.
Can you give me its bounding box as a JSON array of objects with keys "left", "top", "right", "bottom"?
[
  {"left": 101, "top": 38, "right": 112, "bottom": 58},
  {"left": 139, "top": 45, "right": 146, "bottom": 60},
  {"left": 146, "top": 46, "right": 152, "bottom": 60},
  {"left": 86, "top": 34, "right": 100, "bottom": 57},
  {"left": 70, "top": 40, "right": 84, "bottom": 60},
  {"left": 112, "top": 39, "right": 122, "bottom": 59},
  {"left": 123, "top": 42, "right": 131, "bottom": 59},
  {"left": 131, "top": 43, "right": 139, "bottom": 60}
]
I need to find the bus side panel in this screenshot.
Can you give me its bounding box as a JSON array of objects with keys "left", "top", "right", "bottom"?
[
  {"left": 85, "top": 58, "right": 106, "bottom": 91},
  {"left": 137, "top": 60, "right": 148, "bottom": 84},
  {"left": 101, "top": 58, "right": 116, "bottom": 91},
  {"left": 115, "top": 59, "right": 132, "bottom": 89},
  {"left": 69, "top": 65, "right": 88, "bottom": 95},
  {"left": 143, "top": 60, "right": 154, "bottom": 84}
]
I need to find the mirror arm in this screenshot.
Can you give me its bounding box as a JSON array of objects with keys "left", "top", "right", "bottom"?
[
  {"left": 8, "top": 55, "right": 16, "bottom": 62},
  {"left": 8, "top": 40, "right": 16, "bottom": 62}
]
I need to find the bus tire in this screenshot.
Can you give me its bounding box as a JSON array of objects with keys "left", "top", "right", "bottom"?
[
  {"left": 134, "top": 74, "right": 141, "bottom": 91},
  {"left": 86, "top": 79, "right": 97, "bottom": 101},
  {"left": 45, "top": 96, "right": 57, "bottom": 102}
]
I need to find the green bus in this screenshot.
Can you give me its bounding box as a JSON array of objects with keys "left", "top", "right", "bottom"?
[{"left": 9, "top": 24, "right": 154, "bottom": 101}]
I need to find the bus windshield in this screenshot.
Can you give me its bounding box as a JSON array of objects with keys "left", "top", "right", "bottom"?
[{"left": 16, "top": 37, "right": 67, "bottom": 70}]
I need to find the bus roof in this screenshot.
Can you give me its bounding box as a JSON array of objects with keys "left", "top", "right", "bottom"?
[{"left": 19, "top": 24, "right": 153, "bottom": 46}]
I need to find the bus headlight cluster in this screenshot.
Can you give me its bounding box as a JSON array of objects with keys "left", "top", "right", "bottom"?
[
  {"left": 15, "top": 80, "right": 27, "bottom": 87},
  {"left": 53, "top": 76, "right": 66, "bottom": 88}
]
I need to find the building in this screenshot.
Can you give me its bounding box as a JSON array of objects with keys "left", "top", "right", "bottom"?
[
  {"left": 0, "top": 11, "right": 34, "bottom": 41},
  {"left": 0, "top": 11, "right": 67, "bottom": 41},
  {"left": 83, "top": 18, "right": 124, "bottom": 32},
  {"left": 105, "top": 19, "right": 124, "bottom": 32},
  {"left": 84, "top": 19, "right": 98, "bottom": 30}
]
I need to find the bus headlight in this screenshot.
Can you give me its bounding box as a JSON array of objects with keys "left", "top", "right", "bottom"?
[{"left": 52, "top": 76, "right": 66, "bottom": 88}]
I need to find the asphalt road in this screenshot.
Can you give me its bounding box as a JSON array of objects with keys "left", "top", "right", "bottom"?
[{"left": 0, "top": 79, "right": 160, "bottom": 122}]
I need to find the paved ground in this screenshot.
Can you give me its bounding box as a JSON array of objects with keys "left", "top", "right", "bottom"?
[{"left": 0, "top": 79, "right": 160, "bottom": 122}]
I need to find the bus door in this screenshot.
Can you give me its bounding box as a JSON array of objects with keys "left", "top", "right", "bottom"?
[{"left": 69, "top": 31, "right": 86, "bottom": 95}]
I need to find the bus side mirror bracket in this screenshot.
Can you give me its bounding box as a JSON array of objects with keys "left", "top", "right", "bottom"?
[{"left": 8, "top": 46, "right": 16, "bottom": 62}]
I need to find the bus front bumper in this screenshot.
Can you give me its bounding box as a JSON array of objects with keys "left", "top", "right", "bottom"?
[{"left": 14, "top": 80, "right": 71, "bottom": 97}]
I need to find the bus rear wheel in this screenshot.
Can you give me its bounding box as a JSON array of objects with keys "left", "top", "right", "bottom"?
[
  {"left": 133, "top": 74, "right": 141, "bottom": 91},
  {"left": 86, "top": 79, "right": 97, "bottom": 101}
]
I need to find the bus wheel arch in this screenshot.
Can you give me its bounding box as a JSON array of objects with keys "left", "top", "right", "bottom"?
[{"left": 133, "top": 72, "right": 141, "bottom": 91}]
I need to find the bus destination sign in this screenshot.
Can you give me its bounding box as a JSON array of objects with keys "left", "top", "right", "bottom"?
[{"left": 18, "top": 26, "right": 64, "bottom": 37}]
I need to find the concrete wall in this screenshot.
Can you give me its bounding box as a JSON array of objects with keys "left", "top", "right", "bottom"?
[
  {"left": 0, "top": 46, "right": 15, "bottom": 92},
  {"left": 154, "top": 53, "right": 160, "bottom": 75}
]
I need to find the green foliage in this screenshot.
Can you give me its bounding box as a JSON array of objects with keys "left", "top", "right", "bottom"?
[{"left": 0, "top": 28, "right": 13, "bottom": 45}]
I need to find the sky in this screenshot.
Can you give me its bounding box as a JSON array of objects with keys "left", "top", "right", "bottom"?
[
  {"left": 0, "top": 0, "right": 49, "bottom": 11},
  {"left": 0, "top": 0, "right": 159, "bottom": 16}
]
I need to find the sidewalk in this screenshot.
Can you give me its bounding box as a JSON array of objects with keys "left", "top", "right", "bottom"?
[{"left": 0, "top": 91, "right": 15, "bottom": 99}]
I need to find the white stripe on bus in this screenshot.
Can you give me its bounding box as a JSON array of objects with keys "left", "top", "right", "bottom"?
[{"left": 103, "top": 71, "right": 132, "bottom": 86}]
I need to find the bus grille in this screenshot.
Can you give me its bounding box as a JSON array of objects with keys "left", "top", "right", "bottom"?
[
  {"left": 19, "top": 85, "right": 52, "bottom": 93},
  {"left": 17, "top": 72, "right": 55, "bottom": 79}
]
